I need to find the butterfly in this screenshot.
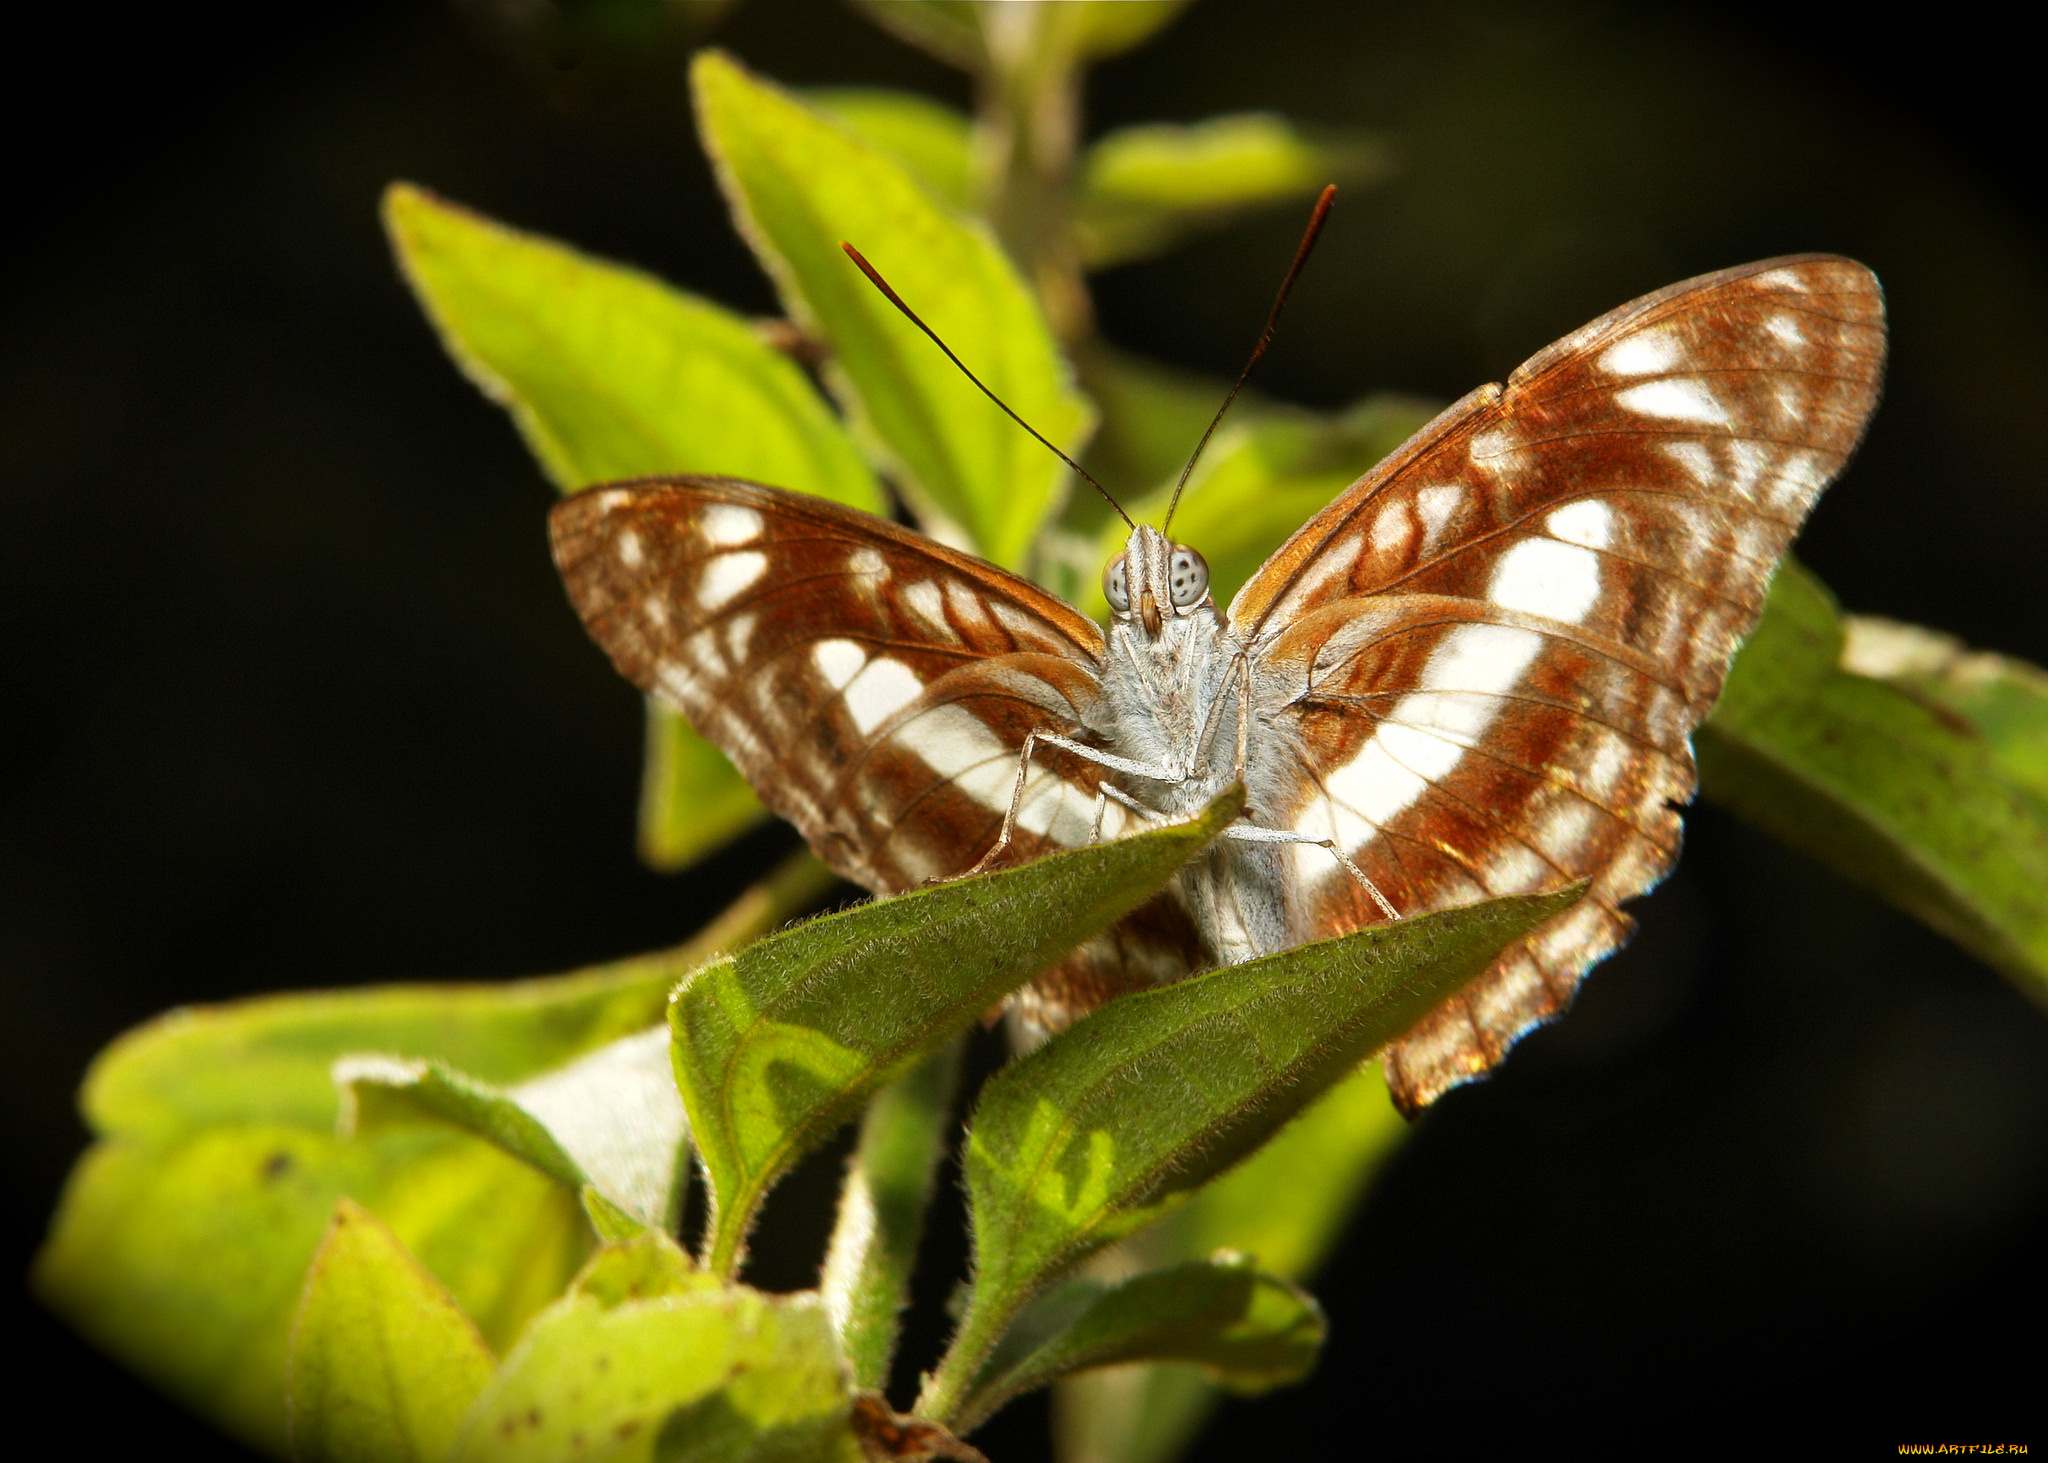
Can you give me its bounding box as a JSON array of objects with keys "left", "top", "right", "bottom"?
[{"left": 549, "top": 254, "right": 1886, "bottom": 1113}]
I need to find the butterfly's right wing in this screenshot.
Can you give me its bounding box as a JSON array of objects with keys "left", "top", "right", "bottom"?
[
  {"left": 550, "top": 477, "right": 1113, "bottom": 896},
  {"left": 1229, "top": 257, "right": 1886, "bottom": 1111}
]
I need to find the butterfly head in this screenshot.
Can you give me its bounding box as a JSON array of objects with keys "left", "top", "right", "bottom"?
[{"left": 1102, "top": 523, "right": 1212, "bottom": 637}]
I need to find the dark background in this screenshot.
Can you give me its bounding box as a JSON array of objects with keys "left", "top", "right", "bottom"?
[{"left": 6, "top": 1, "right": 2043, "bottom": 1456}]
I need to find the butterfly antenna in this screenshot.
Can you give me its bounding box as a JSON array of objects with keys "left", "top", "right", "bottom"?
[
  {"left": 841, "top": 242, "right": 1133, "bottom": 529},
  {"left": 1161, "top": 184, "right": 1336, "bottom": 535}
]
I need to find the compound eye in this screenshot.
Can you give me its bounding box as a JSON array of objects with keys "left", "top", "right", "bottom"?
[
  {"left": 1167, "top": 546, "right": 1210, "bottom": 609},
  {"left": 1103, "top": 554, "right": 1131, "bottom": 613}
]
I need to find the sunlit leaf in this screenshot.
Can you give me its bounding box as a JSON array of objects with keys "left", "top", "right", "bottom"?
[
  {"left": 804, "top": 88, "right": 974, "bottom": 211},
  {"left": 78, "top": 945, "right": 699, "bottom": 1140},
  {"left": 693, "top": 51, "right": 1092, "bottom": 570},
  {"left": 384, "top": 181, "right": 880, "bottom": 505},
  {"left": 338, "top": 1025, "right": 688, "bottom": 1230},
  {"left": 450, "top": 1252, "right": 857, "bottom": 1463},
  {"left": 1078, "top": 114, "right": 1392, "bottom": 269},
  {"left": 34, "top": 1125, "right": 583, "bottom": 1457},
  {"left": 32, "top": 875, "right": 830, "bottom": 1453},
  {"left": 1065, "top": 0, "right": 1197, "bottom": 60},
  {"left": 575, "top": 1228, "right": 704, "bottom": 1305},
  {"left": 287, "top": 1198, "right": 496, "bottom": 1463}
]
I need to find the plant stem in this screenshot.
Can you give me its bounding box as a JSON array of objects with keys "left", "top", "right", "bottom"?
[
  {"left": 820, "top": 1038, "right": 965, "bottom": 1390},
  {"left": 975, "top": 0, "right": 1091, "bottom": 346}
]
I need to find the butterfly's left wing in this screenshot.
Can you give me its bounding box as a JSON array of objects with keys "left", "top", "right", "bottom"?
[
  {"left": 551, "top": 476, "right": 1115, "bottom": 893},
  {"left": 1231, "top": 256, "right": 1887, "bottom": 1112},
  {"left": 551, "top": 476, "right": 1212, "bottom": 1025}
]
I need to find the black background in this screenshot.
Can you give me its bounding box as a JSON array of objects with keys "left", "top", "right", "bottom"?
[{"left": 6, "top": 1, "right": 2043, "bottom": 1456}]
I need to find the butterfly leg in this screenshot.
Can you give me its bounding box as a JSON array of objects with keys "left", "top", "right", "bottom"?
[
  {"left": 956, "top": 730, "right": 1188, "bottom": 880},
  {"left": 1079, "top": 782, "right": 1153, "bottom": 844},
  {"left": 1185, "top": 649, "right": 1258, "bottom": 802},
  {"left": 1178, "top": 648, "right": 1396, "bottom": 913},
  {"left": 1088, "top": 781, "right": 1144, "bottom": 842},
  {"left": 1099, "top": 781, "right": 1163, "bottom": 832},
  {"left": 1217, "top": 823, "right": 1401, "bottom": 920}
]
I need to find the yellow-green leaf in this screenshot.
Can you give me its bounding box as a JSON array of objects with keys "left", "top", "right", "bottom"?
[
  {"left": 693, "top": 51, "right": 1091, "bottom": 570},
  {"left": 34, "top": 1125, "right": 583, "bottom": 1458},
  {"left": 804, "top": 88, "right": 974, "bottom": 212},
  {"left": 384, "top": 181, "right": 881, "bottom": 504},
  {"left": 1078, "top": 114, "right": 1392, "bottom": 268},
  {"left": 287, "top": 1198, "right": 497, "bottom": 1463},
  {"left": 450, "top": 1270, "right": 857, "bottom": 1462}
]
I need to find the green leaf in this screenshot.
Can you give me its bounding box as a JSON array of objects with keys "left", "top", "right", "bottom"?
[
  {"left": 583, "top": 1184, "right": 652, "bottom": 1245},
  {"left": 1052, "top": 1064, "right": 1409, "bottom": 1463},
  {"left": 1838, "top": 615, "right": 2048, "bottom": 807},
  {"left": 33, "top": 876, "right": 825, "bottom": 1453},
  {"left": 338, "top": 1025, "right": 689, "bottom": 1230},
  {"left": 803, "top": 88, "right": 974, "bottom": 212},
  {"left": 1698, "top": 562, "right": 2048, "bottom": 995},
  {"left": 1078, "top": 114, "right": 1393, "bottom": 269},
  {"left": 450, "top": 1255, "right": 857, "bottom": 1463},
  {"left": 920, "top": 884, "right": 1582, "bottom": 1423},
  {"left": 1097, "top": 394, "right": 1440, "bottom": 614},
  {"left": 674, "top": 789, "right": 1240, "bottom": 1277},
  {"left": 73, "top": 864, "right": 823, "bottom": 1142},
  {"left": 692, "top": 51, "right": 1092, "bottom": 570},
  {"left": 79, "top": 946, "right": 693, "bottom": 1141},
  {"left": 956, "top": 1255, "right": 1321, "bottom": 1436},
  {"left": 287, "top": 1198, "right": 497, "bottom": 1463},
  {"left": 638, "top": 704, "right": 773, "bottom": 872},
  {"left": 574, "top": 1227, "right": 706, "bottom": 1306},
  {"left": 386, "top": 182, "right": 890, "bottom": 872},
  {"left": 33, "top": 1125, "right": 584, "bottom": 1458},
  {"left": 384, "top": 181, "right": 882, "bottom": 505},
  {"left": 1063, "top": 0, "right": 1197, "bottom": 60},
  {"left": 1132, "top": 1062, "right": 1409, "bottom": 1282}
]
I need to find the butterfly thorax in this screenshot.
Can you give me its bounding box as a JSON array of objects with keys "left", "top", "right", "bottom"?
[
  {"left": 1094, "top": 524, "right": 1239, "bottom": 797},
  {"left": 1092, "top": 523, "right": 1291, "bottom": 965}
]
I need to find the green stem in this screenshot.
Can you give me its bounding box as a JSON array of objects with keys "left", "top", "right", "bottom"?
[
  {"left": 915, "top": 1281, "right": 1020, "bottom": 1432},
  {"left": 975, "top": 0, "right": 1091, "bottom": 345},
  {"left": 820, "top": 1039, "right": 966, "bottom": 1389}
]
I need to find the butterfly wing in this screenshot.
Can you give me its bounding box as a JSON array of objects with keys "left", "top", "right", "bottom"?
[
  {"left": 1230, "top": 256, "right": 1887, "bottom": 1112},
  {"left": 550, "top": 477, "right": 1114, "bottom": 895}
]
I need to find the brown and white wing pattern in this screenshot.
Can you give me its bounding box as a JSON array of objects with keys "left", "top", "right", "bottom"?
[
  {"left": 1232, "top": 256, "right": 1887, "bottom": 1111},
  {"left": 550, "top": 477, "right": 1113, "bottom": 895}
]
